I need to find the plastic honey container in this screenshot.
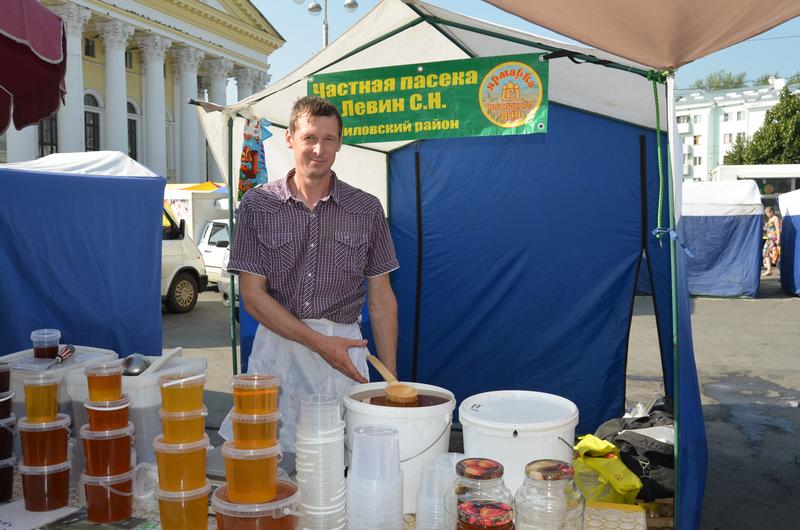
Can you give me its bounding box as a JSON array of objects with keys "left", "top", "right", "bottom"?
[
  {"left": 85, "top": 363, "right": 123, "bottom": 402},
  {"left": 0, "top": 363, "right": 10, "bottom": 393},
  {"left": 153, "top": 433, "right": 209, "bottom": 492},
  {"left": 231, "top": 411, "right": 280, "bottom": 449},
  {"left": 157, "top": 479, "right": 211, "bottom": 530},
  {"left": 23, "top": 373, "right": 61, "bottom": 422},
  {"left": 81, "top": 469, "right": 134, "bottom": 523},
  {"left": 222, "top": 441, "right": 281, "bottom": 503},
  {"left": 0, "top": 456, "right": 14, "bottom": 502},
  {"left": 232, "top": 374, "right": 280, "bottom": 415},
  {"left": 18, "top": 413, "right": 71, "bottom": 466},
  {"left": 0, "top": 390, "right": 13, "bottom": 419},
  {"left": 159, "top": 372, "right": 206, "bottom": 413},
  {"left": 0, "top": 413, "right": 15, "bottom": 460},
  {"left": 31, "top": 329, "right": 60, "bottom": 359},
  {"left": 213, "top": 480, "right": 301, "bottom": 530},
  {"left": 85, "top": 395, "right": 131, "bottom": 431},
  {"left": 160, "top": 406, "right": 207, "bottom": 443},
  {"left": 80, "top": 422, "right": 135, "bottom": 476},
  {"left": 18, "top": 460, "right": 71, "bottom": 511}
]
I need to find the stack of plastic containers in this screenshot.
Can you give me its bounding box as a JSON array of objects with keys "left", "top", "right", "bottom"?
[
  {"left": 0, "top": 362, "right": 16, "bottom": 503},
  {"left": 17, "top": 373, "right": 71, "bottom": 511},
  {"left": 153, "top": 372, "right": 211, "bottom": 530},
  {"left": 212, "top": 374, "right": 302, "bottom": 529},
  {"left": 77, "top": 362, "right": 136, "bottom": 523},
  {"left": 346, "top": 424, "right": 403, "bottom": 530},
  {"left": 295, "top": 394, "right": 347, "bottom": 530}
]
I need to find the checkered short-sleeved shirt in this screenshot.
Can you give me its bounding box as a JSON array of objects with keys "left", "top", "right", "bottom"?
[{"left": 227, "top": 171, "right": 399, "bottom": 324}]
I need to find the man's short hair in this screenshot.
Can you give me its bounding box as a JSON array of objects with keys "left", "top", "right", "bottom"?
[{"left": 289, "top": 96, "right": 343, "bottom": 137}]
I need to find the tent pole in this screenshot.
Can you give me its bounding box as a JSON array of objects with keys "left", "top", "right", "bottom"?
[
  {"left": 227, "top": 115, "right": 239, "bottom": 376},
  {"left": 665, "top": 76, "right": 680, "bottom": 527}
]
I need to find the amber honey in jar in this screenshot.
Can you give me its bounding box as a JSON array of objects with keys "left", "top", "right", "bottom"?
[
  {"left": 456, "top": 500, "right": 515, "bottom": 530},
  {"left": 160, "top": 372, "right": 206, "bottom": 412},
  {"left": 18, "top": 413, "right": 70, "bottom": 466},
  {"left": 153, "top": 434, "right": 209, "bottom": 492},
  {"left": 31, "top": 329, "right": 60, "bottom": 359},
  {"left": 158, "top": 480, "right": 211, "bottom": 530},
  {"left": 18, "top": 460, "right": 71, "bottom": 511},
  {"left": 23, "top": 373, "right": 61, "bottom": 423},
  {"left": 231, "top": 411, "right": 280, "bottom": 449},
  {"left": 85, "top": 395, "right": 131, "bottom": 431},
  {"left": 160, "top": 406, "right": 207, "bottom": 443},
  {"left": 80, "top": 422, "right": 135, "bottom": 476},
  {"left": 82, "top": 470, "right": 134, "bottom": 523},
  {"left": 222, "top": 441, "right": 281, "bottom": 503},
  {"left": 86, "top": 363, "right": 123, "bottom": 401},
  {"left": 232, "top": 374, "right": 280, "bottom": 415},
  {"left": 213, "top": 480, "right": 301, "bottom": 530}
]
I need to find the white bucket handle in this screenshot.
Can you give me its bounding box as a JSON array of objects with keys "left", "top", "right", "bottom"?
[
  {"left": 161, "top": 373, "right": 205, "bottom": 387},
  {"left": 344, "top": 419, "right": 452, "bottom": 464},
  {"left": 79, "top": 476, "right": 134, "bottom": 497}
]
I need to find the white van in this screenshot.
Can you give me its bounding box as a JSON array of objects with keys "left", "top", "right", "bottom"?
[
  {"left": 162, "top": 208, "right": 208, "bottom": 313},
  {"left": 197, "top": 218, "right": 230, "bottom": 284}
]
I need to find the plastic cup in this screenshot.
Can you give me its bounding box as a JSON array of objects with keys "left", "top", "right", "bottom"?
[
  {"left": 31, "top": 328, "right": 60, "bottom": 359},
  {"left": 222, "top": 440, "right": 281, "bottom": 503},
  {"left": 152, "top": 433, "right": 208, "bottom": 492},
  {"left": 160, "top": 406, "right": 208, "bottom": 443},
  {"left": 232, "top": 373, "right": 280, "bottom": 415},
  {"left": 213, "top": 480, "right": 301, "bottom": 530},
  {"left": 0, "top": 456, "right": 13, "bottom": 502},
  {"left": 157, "top": 480, "right": 210, "bottom": 530},
  {"left": 415, "top": 460, "right": 451, "bottom": 530},
  {"left": 19, "top": 460, "right": 71, "bottom": 511},
  {"left": 85, "top": 395, "right": 131, "bottom": 431},
  {"left": 231, "top": 411, "right": 280, "bottom": 449},
  {"left": 297, "top": 394, "right": 341, "bottom": 436},
  {"left": 159, "top": 372, "right": 206, "bottom": 412},
  {"left": 18, "top": 413, "right": 70, "bottom": 466},
  {"left": 86, "top": 363, "right": 123, "bottom": 401},
  {"left": 348, "top": 424, "right": 401, "bottom": 481},
  {"left": 0, "top": 390, "right": 12, "bottom": 419},
  {"left": 0, "top": 363, "right": 10, "bottom": 393},
  {"left": 81, "top": 469, "right": 134, "bottom": 523},
  {"left": 81, "top": 422, "right": 135, "bottom": 476},
  {"left": 23, "top": 373, "right": 61, "bottom": 422},
  {"left": 0, "top": 413, "right": 15, "bottom": 460}
]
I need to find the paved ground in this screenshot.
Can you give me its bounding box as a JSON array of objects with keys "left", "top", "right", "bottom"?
[{"left": 163, "top": 277, "right": 800, "bottom": 529}]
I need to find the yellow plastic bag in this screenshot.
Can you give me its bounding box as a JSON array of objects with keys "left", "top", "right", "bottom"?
[{"left": 573, "top": 434, "right": 642, "bottom": 505}]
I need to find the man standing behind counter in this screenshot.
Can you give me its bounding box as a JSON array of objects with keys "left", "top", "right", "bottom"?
[{"left": 226, "top": 95, "right": 399, "bottom": 451}]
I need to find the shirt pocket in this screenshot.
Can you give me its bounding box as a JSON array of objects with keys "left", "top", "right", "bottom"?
[
  {"left": 334, "top": 231, "right": 368, "bottom": 273},
  {"left": 264, "top": 233, "right": 295, "bottom": 274}
]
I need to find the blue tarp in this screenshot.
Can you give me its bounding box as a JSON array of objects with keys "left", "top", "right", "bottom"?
[
  {"left": 0, "top": 167, "right": 164, "bottom": 356},
  {"left": 779, "top": 190, "right": 800, "bottom": 295}
]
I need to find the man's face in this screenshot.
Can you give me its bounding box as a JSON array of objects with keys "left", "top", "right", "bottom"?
[{"left": 285, "top": 113, "right": 342, "bottom": 181}]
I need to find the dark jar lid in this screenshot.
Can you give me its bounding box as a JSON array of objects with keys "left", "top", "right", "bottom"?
[
  {"left": 456, "top": 458, "right": 504, "bottom": 480},
  {"left": 525, "top": 459, "right": 575, "bottom": 481},
  {"left": 457, "top": 500, "right": 514, "bottom": 527}
]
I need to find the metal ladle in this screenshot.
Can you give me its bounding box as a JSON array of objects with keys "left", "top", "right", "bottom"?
[{"left": 121, "top": 353, "right": 150, "bottom": 376}]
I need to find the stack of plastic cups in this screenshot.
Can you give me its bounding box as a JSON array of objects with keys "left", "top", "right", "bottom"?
[
  {"left": 0, "top": 362, "right": 15, "bottom": 503},
  {"left": 78, "top": 362, "right": 136, "bottom": 523},
  {"left": 154, "top": 372, "right": 211, "bottom": 530},
  {"left": 295, "top": 394, "right": 346, "bottom": 530},
  {"left": 346, "top": 424, "right": 403, "bottom": 530},
  {"left": 18, "top": 373, "right": 72, "bottom": 511}
]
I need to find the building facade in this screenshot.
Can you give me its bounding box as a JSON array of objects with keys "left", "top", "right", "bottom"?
[
  {"left": 675, "top": 77, "right": 800, "bottom": 182},
  {"left": 0, "top": 0, "right": 283, "bottom": 183}
]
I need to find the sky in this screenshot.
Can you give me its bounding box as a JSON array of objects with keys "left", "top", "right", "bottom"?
[{"left": 243, "top": 0, "right": 800, "bottom": 100}]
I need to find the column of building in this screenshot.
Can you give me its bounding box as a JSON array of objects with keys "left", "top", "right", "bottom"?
[
  {"left": 206, "top": 58, "right": 233, "bottom": 181},
  {"left": 138, "top": 34, "right": 172, "bottom": 177},
  {"left": 235, "top": 67, "right": 257, "bottom": 100},
  {"left": 174, "top": 47, "right": 205, "bottom": 183},
  {"left": 97, "top": 20, "right": 135, "bottom": 153}
]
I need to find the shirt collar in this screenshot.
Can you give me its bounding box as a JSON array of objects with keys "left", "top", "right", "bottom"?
[{"left": 280, "top": 169, "right": 341, "bottom": 205}]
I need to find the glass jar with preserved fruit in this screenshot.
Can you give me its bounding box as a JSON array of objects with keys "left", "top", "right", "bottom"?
[
  {"left": 514, "top": 459, "right": 584, "bottom": 530},
  {"left": 445, "top": 458, "right": 513, "bottom": 529},
  {"left": 456, "top": 500, "right": 514, "bottom": 530}
]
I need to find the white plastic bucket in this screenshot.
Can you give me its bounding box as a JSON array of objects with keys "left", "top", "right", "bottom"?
[
  {"left": 459, "top": 390, "right": 579, "bottom": 493},
  {"left": 343, "top": 382, "right": 455, "bottom": 514}
]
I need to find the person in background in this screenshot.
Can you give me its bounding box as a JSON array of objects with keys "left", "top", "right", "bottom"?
[
  {"left": 762, "top": 206, "right": 781, "bottom": 276},
  {"left": 224, "top": 95, "right": 399, "bottom": 453}
]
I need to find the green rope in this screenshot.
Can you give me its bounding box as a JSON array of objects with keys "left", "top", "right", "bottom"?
[{"left": 648, "top": 70, "right": 666, "bottom": 240}]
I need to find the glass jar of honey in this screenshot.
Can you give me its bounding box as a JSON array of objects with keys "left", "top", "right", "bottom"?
[
  {"left": 456, "top": 500, "right": 514, "bottom": 529},
  {"left": 445, "top": 458, "right": 513, "bottom": 529}
]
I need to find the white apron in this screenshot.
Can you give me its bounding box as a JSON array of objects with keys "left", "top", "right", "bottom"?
[{"left": 219, "top": 319, "right": 370, "bottom": 453}]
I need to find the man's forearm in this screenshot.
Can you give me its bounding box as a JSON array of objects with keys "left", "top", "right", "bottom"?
[{"left": 368, "top": 277, "right": 398, "bottom": 376}]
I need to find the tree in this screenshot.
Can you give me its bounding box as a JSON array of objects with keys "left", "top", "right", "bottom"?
[
  {"left": 689, "top": 70, "right": 747, "bottom": 91},
  {"left": 789, "top": 71, "right": 800, "bottom": 86},
  {"left": 723, "top": 135, "right": 751, "bottom": 165},
  {"left": 754, "top": 72, "right": 779, "bottom": 86},
  {"left": 746, "top": 87, "right": 800, "bottom": 164}
]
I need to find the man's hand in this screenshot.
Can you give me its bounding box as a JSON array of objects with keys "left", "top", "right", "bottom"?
[{"left": 312, "top": 335, "right": 369, "bottom": 384}]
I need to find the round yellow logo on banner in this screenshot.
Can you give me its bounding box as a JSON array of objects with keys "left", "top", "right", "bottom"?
[{"left": 478, "top": 61, "right": 543, "bottom": 128}]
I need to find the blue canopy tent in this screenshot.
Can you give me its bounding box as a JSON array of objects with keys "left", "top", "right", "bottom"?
[
  {"left": 0, "top": 151, "right": 165, "bottom": 357},
  {"left": 679, "top": 181, "right": 763, "bottom": 297},
  {"left": 197, "top": 1, "right": 708, "bottom": 526},
  {"left": 779, "top": 189, "right": 800, "bottom": 295}
]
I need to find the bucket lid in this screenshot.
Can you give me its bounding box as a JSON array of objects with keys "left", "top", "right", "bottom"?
[
  {"left": 159, "top": 405, "right": 208, "bottom": 419},
  {"left": 212, "top": 481, "right": 299, "bottom": 518},
  {"left": 457, "top": 458, "right": 504, "bottom": 480},
  {"left": 525, "top": 459, "right": 574, "bottom": 481},
  {"left": 85, "top": 394, "right": 131, "bottom": 412},
  {"left": 0, "top": 456, "right": 15, "bottom": 468},
  {"left": 457, "top": 500, "right": 514, "bottom": 527},
  {"left": 158, "top": 372, "right": 206, "bottom": 388},
  {"left": 85, "top": 362, "right": 123, "bottom": 377},
  {"left": 31, "top": 329, "right": 60, "bottom": 342},
  {"left": 230, "top": 411, "right": 280, "bottom": 423},
  {"left": 221, "top": 440, "right": 281, "bottom": 460},
  {"left": 157, "top": 479, "right": 210, "bottom": 501},
  {"left": 18, "top": 459, "right": 71, "bottom": 475},
  {"left": 81, "top": 468, "right": 136, "bottom": 485},
  {"left": 79, "top": 421, "right": 134, "bottom": 440},
  {"left": 232, "top": 373, "right": 280, "bottom": 389},
  {"left": 22, "top": 373, "right": 62, "bottom": 386},
  {"left": 152, "top": 433, "right": 209, "bottom": 453},
  {"left": 0, "top": 413, "right": 16, "bottom": 428},
  {"left": 0, "top": 390, "right": 13, "bottom": 402},
  {"left": 18, "top": 413, "right": 70, "bottom": 431},
  {"left": 459, "top": 390, "right": 579, "bottom": 432}
]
